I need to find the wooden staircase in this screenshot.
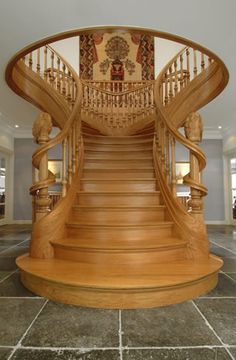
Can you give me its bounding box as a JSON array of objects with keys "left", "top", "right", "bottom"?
[
  {"left": 6, "top": 29, "right": 228, "bottom": 309},
  {"left": 17, "top": 132, "right": 223, "bottom": 308}
]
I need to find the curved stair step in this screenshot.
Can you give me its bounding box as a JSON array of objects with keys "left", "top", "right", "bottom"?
[
  {"left": 51, "top": 236, "right": 188, "bottom": 264},
  {"left": 80, "top": 179, "right": 156, "bottom": 191},
  {"left": 17, "top": 254, "right": 223, "bottom": 309},
  {"left": 70, "top": 205, "right": 166, "bottom": 223},
  {"left": 76, "top": 191, "right": 162, "bottom": 206},
  {"left": 66, "top": 222, "right": 174, "bottom": 240},
  {"left": 82, "top": 168, "right": 155, "bottom": 179}
]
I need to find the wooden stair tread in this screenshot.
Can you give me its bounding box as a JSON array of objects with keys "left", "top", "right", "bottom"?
[
  {"left": 77, "top": 191, "right": 160, "bottom": 194},
  {"left": 17, "top": 254, "right": 223, "bottom": 290},
  {"left": 51, "top": 236, "right": 186, "bottom": 251},
  {"left": 67, "top": 221, "right": 174, "bottom": 228},
  {"left": 72, "top": 205, "right": 165, "bottom": 210}
]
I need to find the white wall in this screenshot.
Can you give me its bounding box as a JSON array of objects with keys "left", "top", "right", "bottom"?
[
  {"left": 154, "top": 38, "right": 184, "bottom": 78},
  {"left": 50, "top": 37, "right": 80, "bottom": 75}
]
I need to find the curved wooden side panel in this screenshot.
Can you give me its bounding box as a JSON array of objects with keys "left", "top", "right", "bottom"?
[
  {"left": 30, "top": 142, "right": 84, "bottom": 259},
  {"left": 12, "top": 61, "right": 71, "bottom": 128},
  {"left": 166, "top": 62, "right": 227, "bottom": 128},
  {"left": 153, "top": 143, "right": 209, "bottom": 259}
]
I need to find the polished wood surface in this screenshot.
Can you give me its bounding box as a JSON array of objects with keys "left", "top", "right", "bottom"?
[{"left": 7, "top": 28, "right": 228, "bottom": 308}]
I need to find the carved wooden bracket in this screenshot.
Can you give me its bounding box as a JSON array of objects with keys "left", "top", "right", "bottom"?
[
  {"left": 32, "top": 112, "right": 53, "bottom": 145},
  {"left": 184, "top": 112, "right": 203, "bottom": 144}
]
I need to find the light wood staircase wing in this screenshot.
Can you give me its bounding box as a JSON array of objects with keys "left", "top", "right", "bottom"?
[{"left": 6, "top": 30, "right": 228, "bottom": 309}]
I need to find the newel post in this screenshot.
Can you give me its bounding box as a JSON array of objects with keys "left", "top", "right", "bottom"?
[
  {"left": 32, "top": 112, "right": 52, "bottom": 221},
  {"left": 184, "top": 112, "right": 203, "bottom": 215}
]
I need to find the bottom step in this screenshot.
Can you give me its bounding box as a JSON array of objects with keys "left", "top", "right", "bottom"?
[{"left": 16, "top": 254, "right": 223, "bottom": 309}]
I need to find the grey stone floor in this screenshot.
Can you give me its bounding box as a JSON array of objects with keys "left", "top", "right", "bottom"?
[{"left": 0, "top": 224, "right": 235, "bottom": 360}]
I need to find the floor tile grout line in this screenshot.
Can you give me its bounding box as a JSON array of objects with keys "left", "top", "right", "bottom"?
[
  {"left": 192, "top": 301, "right": 235, "bottom": 360},
  {"left": 221, "top": 270, "right": 236, "bottom": 283},
  {"left": 0, "top": 269, "right": 19, "bottom": 284},
  {"left": 210, "top": 240, "right": 236, "bottom": 255},
  {"left": 119, "top": 310, "right": 123, "bottom": 360},
  {"left": 7, "top": 299, "right": 48, "bottom": 360},
  {"left": 200, "top": 296, "right": 236, "bottom": 299},
  {"left": 2, "top": 345, "right": 235, "bottom": 350},
  {"left": 0, "top": 297, "right": 42, "bottom": 299},
  {"left": 0, "top": 238, "right": 29, "bottom": 255}
]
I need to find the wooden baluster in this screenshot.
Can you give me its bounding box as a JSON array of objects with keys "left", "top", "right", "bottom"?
[
  {"left": 171, "top": 137, "right": 177, "bottom": 196},
  {"left": 165, "top": 131, "right": 170, "bottom": 182},
  {"left": 50, "top": 50, "right": 55, "bottom": 87},
  {"left": 36, "top": 49, "right": 40, "bottom": 75},
  {"left": 168, "top": 65, "right": 174, "bottom": 99},
  {"left": 71, "top": 80, "right": 75, "bottom": 107},
  {"left": 193, "top": 49, "right": 197, "bottom": 77},
  {"left": 32, "top": 112, "right": 52, "bottom": 221},
  {"left": 68, "top": 129, "right": 73, "bottom": 184},
  {"left": 186, "top": 48, "right": 190, "bottom": 83},
  {"left": 29, "top": 52, "right": 33, "bottom": 69},
  {"left": 56, "top": 56, "right": 61, "bottom": 93},
  {"left": 179, "top": 53, "right": 184, "bottom": 89},
  {"left": 62, "top": 138, "right": 67, "bottom": 197},
  {"left": 164, "top": 73, "right": 168, "bottom": 105},
  {"left": 201, "top": 52, "right": 205, "bottom": 71},
  {"left": 72, "top": 123, "right": 76, "bottom": 173},
  {"left": 75, "top": 118, "right": 80, "bottom": 167},
  {"left": 67, "top": 72, "right": 72, "bottom": 105},
  {"left": 62, "top": 63, "right": 66, "bottom": 97},
  {"left": 184, "top": 112, "right": 204, "bottom": 215},
  {"left": 44, "top": 46, "right": 48, "bottom": 80},
  {"left": 174, "top": 60, "right": 178, "bottom": 95}
]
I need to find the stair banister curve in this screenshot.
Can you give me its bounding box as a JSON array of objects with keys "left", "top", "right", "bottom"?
[
  {"left": 11, "top": 44, "right": 84, "bottom": 259},
  {"left": 154, "top": 46, "right": 227, "bottom": 258}
]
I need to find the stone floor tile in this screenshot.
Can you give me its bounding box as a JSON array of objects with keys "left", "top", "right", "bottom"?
[
  {"left": 210, "top": 245, "right": 235, "bottom": 258},
  {"left": 0, "top": 298, "right": 46, "bottom": 346},
  {"left": 11, "top": 349, "right": 119, "bottom": 360},
  {"left": 222, "top": 257, "right": 236, "bottom": 272},
  {"left": 123, "top": 348, "right": 231, "bottom": 360},
  {"left": 202, "top": 273, "right": 236, "bottom": 297},
  {"left": 0, "top": 247, "right": 29, "bottom": 258},
  {"left": 0, "top": 239, "right": 27, "bottom": 246},
  {"left": 122, "top": 301, "right": 220, "bottom": 347},
  {"left": 228, "top": 347, "right": 236, "bottom": 359},
  {"left": 0, "top": 348, "right": 12, "bottom": 360},
  {"left": 0, "top": 271, "right": 11, "bottom": 281},
  {"left": 0, "top": 257, "right": 18, "bottom": 271},
  {"left": 195, "top": 299, "right": 236, "bottom": 345},
  {"left": 210, "top": 239, "right": 236, "bottom": 253},
  {"left": 226, "top": 273, "right": 236, "bottom": 281},
  {"left": 22, "top": 302, "right": 119, "bottom": 348},
  {"left": 0, "top": 273, "right": 35, "bottom": 297}
]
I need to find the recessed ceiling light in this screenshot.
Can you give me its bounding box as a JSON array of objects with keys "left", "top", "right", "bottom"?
[
  {"left": 218, "top": 126, "right": 222, "bottom": 129},
  {"left": 14, "top": 124, "right": 19, "bottom": 128}
]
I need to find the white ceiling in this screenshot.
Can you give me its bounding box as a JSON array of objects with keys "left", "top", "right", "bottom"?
[{"left": 0, "top": 0, "right": 235, "bottom": 137}]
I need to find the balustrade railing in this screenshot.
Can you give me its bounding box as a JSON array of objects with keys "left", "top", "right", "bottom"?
[
  {"left": 81, "top": 80, "right": 155, "bottom": 129},
  {"left": 22, "top": 45, "right": 77, "bottom": 108},
  {"left": 20, "top": 45, "right": 83, "bottom": 222},
  {"left": 159, "top": 47, "right": 214, "bottom": 106},
  {"left": 154, "top": 46, "right": 211, "bottom": 216}
]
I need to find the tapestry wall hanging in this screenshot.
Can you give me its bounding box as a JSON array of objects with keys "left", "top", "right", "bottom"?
[{"left": 79, "top": 32, "right": 154, "bottom": 81}]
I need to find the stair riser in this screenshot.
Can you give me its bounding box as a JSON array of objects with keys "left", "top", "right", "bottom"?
[
  {"left": 77, "top": 193, "right": 161, "bottom": 206},
  {"left": 84, "top": 144, "right": 153, "bottom": 151},
  {"left": 67, "top": 226, "right": 173, "bottom": 240},
  {"left": 84, "top": 151, "right": 152, "bottom": 159},
  {"left": 80, "top": 181, "right": 156, "bottom": 191},
  {"left": 84, "top": 159, "right": 153, "bottom": 168},
  {"left": 84, "top": 136, "right": 153, "bottom": 145},
  {"left": 53, "top": 247, "right": 188, "bottom": 265},
  {"left": 70, "top": 209, "right": 165, "bottom": 223},
  {"left": 82, "top": 169, "right": 155, "bottom": 179}
]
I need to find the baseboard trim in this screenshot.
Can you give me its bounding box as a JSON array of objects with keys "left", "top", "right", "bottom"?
[
  {"left": 10, "top": 220, "right": 32, "bottom": 225},
  {"left": 205, "top": 220, "right": 227, "bottom": 225}
]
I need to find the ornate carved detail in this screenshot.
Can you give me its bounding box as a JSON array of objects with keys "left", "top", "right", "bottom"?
[
  {"left": 184, "top": 112, "right": 203, "bottom": 143},
  {"left": 105, "top": 36, "right": 130, "bottom": 60},
  {"left": 32, "top": 112, "right": 52, "bottom": 144}
]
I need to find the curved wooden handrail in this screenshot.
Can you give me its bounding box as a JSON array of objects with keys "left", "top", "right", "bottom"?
[{"left": 153, "top": 45, "right": 228, "bottom": 258}]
